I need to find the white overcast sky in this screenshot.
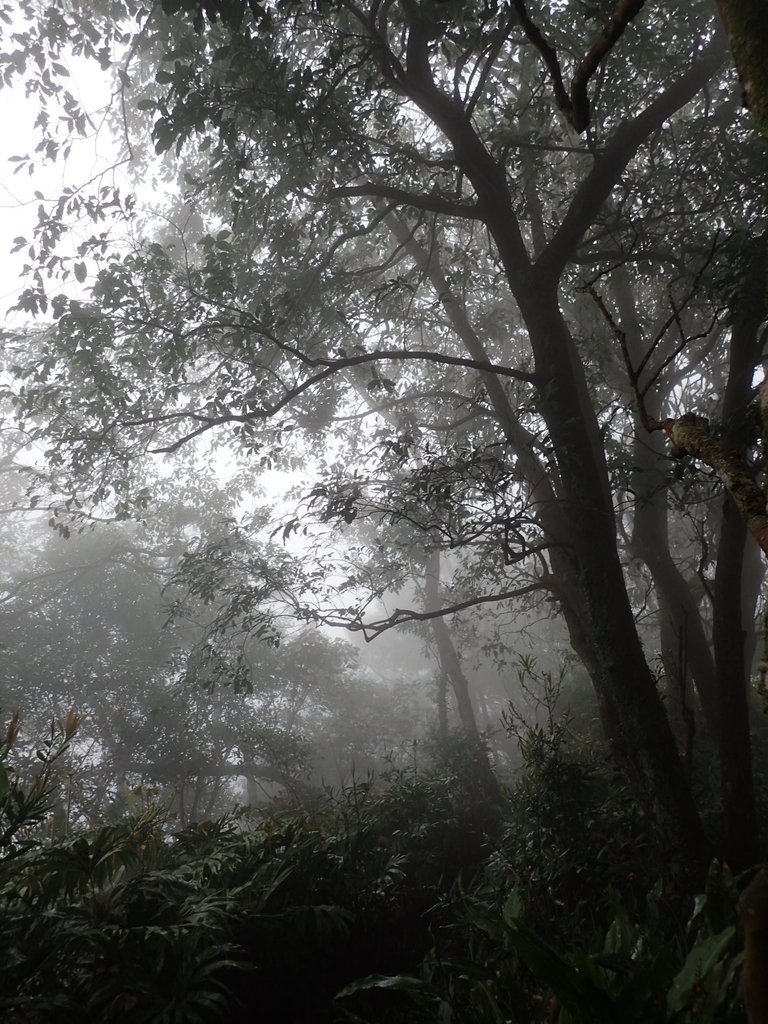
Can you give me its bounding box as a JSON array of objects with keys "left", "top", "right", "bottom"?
[{"left": 0, "top": 51, "right": 120, "bottom": 324}]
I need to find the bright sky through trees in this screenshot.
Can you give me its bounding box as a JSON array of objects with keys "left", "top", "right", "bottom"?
[
  {"left": 1, "top": 0, "right": 767, "bottom": 881},
  {"left": 0, "top": 49, "right": 123, "bottom": 318}
]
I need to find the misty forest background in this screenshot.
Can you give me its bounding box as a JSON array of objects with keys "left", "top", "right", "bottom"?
[{"left": 1, "top": 1, "right": 768, "bottom": 1021}]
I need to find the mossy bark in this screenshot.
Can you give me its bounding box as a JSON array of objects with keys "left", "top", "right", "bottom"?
[{"left": 666, "top": 416, "right": 768, "bottom": 557}]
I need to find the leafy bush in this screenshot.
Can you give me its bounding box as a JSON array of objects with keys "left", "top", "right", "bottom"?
[
  {"left": 338, "top": 864, "right": 745, "bottom": 1024},
  {"left": 0, "top": 721, "right": 501, "bottom": 1021},
  {"left": 489, "top": 719, "right": 657, "bottom": 940},
  {"left": 0, "top": 714, "right": 751, "bottom": 1024},
  {"left": 336, "top": 725, "right": 746, "bottom": 1024}
]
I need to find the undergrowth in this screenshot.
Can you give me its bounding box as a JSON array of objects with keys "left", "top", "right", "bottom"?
[{"left": 0, "top": 714, "right": 751, "bottom": 1022}]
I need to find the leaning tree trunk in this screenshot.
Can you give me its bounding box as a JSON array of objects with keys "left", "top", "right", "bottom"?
[
  {"left": 517, "top": 290, "right": 711, "bottom": 871},
  {"left": 608, "top": 265, "right": 720, "bottom": 736}
]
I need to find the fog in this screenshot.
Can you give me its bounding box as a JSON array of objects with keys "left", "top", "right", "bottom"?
[
  {"left": 0, "top": 4, "right": 766, "bottom": 1019},
  {"left": 0, "top": 0, "right": 763, "bottom": 824}
]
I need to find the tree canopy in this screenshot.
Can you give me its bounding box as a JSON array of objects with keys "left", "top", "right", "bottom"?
[{"left": 1, "top": 0, "right": 767, "bottom": 873}]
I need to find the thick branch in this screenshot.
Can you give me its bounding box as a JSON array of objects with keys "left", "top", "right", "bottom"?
[
  {"left": 325, "top": 183, "right": 479, "bottom": 220},
  {"left": 539, "top": 30, "right": 726, "bottom": 275},
  {"left": 570, "top": 0, "right": 647, "bottom": 131},
  {"left": 387, "top": 8, "right": 532, "bottom": 274},
  {"left": 513, "top": 0, "right": 647, "bottom": 133},
  {"left": 657, "top": 414, "right": 768, "bottom": 558},
  {"left": 512, "top": 0, "right": 569, "bottom": 117}
]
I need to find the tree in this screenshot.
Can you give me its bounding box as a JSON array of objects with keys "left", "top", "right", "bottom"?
[
  {"left": 716, "top": 0, "right": 768, "bottom": 145},
  {"left": 2, "top": 0, "right": 766, "bottom": 871},
  {"left": 0, "top": 466, "right": 429, "bottom": 824}
]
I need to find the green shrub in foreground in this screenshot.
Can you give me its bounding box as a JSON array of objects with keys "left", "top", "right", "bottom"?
[{"left": 0, "top": 718, "right": 754, "bottom": 1024}]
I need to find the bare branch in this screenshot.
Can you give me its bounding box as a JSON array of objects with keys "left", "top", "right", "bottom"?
[
  {"left": 328, "top": 580, "right": 549, "bottom": 641},
  {"left": 634, "top": 233, "right": 723, "bottom": 382},
  {"left": 586, "top": 282, "right": 652, "bottom": 425},
  {"left": 586, "top": 235, "right": 725, "bottom": 420},
  {"left": 640, "top": 307, "right": 725, "bottom": 399},
  {"left": 587, "top": 286, "right": 768, "bottom": 560}
]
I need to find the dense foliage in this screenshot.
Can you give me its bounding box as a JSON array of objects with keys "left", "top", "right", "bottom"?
[{"left": 0, "top": 717, "right": 747, "bottom": 1023}]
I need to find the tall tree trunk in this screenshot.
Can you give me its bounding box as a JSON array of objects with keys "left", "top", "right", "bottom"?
[
  {"left": 516, "top": 290, "right": 710, "bottom": 871},
  {"left": 390, "top": 20, "right": 722, "bottom": 869},
  {"left": 659, "top": 607, "right": 697, "bottom": 772},
  {"left": 714, "top": 497, "right": 757, "bottom": 868},
  {"left": 348, "top": 342, "right": 498, "bottom": 789},
  {"left": 630, "top": 420, "right": 719, "bottom": 735},
  {"left": 609, "top": 266, "right": 719, "bottom": 735},
  {"left": 712, "top": 241, "right": 765, "bottom": 869},
  {"left": 436, "top": 667, "right": 449, "bottom": 743},
  {"left": 389, "top": 215, "right": 709, "bottom": 867},
  {"left": 424, "top": 549, "right": 500, "bottom": 800},
  {"left": 742, "top": 535, "right": 765, "bottom": 685}
]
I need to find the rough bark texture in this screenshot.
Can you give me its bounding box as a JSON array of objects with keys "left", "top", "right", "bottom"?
[
  {"left": 716, "top": 0, "right": 768, "bottom": 143},
  {"left": 666, "top": 418, "right": 768, "bottom": 557}
]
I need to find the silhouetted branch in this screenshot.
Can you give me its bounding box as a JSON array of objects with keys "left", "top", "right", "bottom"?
[
  {"left": 323, "top": 580, "right": 549, "bottom": 640},
  {"left": 325, "top": 183, "right": 480, "bottom": 220},
  {"left": 513, "top": 0, "right": 646, "bottom": 133},
  {"left": 127, "top": 348, "right": 536, "bottom": 453}
]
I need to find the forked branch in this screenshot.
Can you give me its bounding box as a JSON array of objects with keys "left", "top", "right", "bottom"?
[
  {"left": 587, "top": 285, "right": 768, "bottom": 558},
  {"left": 513, "top": 0, "right": 646, "bottom": 133}
]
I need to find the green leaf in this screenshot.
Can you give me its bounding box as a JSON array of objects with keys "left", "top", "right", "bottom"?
[
  {"left": 336, "top": 973, "right": 441, "bottom": 1000},
  {"left": 667, "top": 927, "right": 736, "bottom": 1015}
]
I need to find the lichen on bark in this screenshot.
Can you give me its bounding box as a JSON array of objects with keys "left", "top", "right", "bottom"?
[{"left": 665, "top": 413, "right": 768, "bottom": 556}]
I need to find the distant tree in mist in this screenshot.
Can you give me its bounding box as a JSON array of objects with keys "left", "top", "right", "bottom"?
[{"left": 1, "top": 0, "right": 767, "bottom": 872}]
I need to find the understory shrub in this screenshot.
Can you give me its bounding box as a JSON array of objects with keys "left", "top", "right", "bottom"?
[{"left": 0, "top": 717, "right": 752, "bottom": 1023}]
